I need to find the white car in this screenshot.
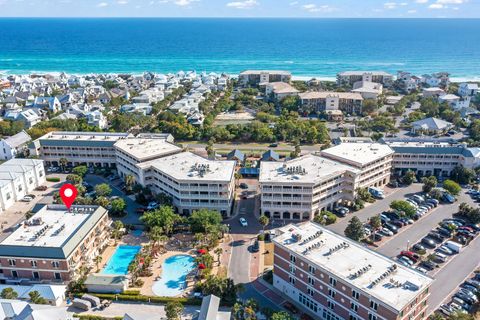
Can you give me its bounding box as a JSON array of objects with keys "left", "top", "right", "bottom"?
[
  {"left": 239, "top": 217, "right": 248, "bottom": 227},
  {"left": 21, "top": 196, "right": 34, "bottom": 202},
  {"left": 147, "top": 202, "right": 159, "bottom": 210},
  {"left": 380, "top": 228, "right": 393, "bottom": 237},
  {"left": 416, "top": 266, "right": 428, "bottom": 274}
]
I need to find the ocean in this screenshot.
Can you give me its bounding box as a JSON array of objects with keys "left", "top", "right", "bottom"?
[{"left": 0, "top": 18, "right": 479, "bottom": 80}]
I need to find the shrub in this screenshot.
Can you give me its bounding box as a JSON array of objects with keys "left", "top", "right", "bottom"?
[
  {"left": 46, "top": 177, "right": 60, "bottom": 182},
  {"left": 122, "top": 290, "right": 140, "bottom": 296},
  {"left": 257, "top": 234, "right": 265, "bottom": 241},
  {"left": 73, "top": 293, "right": 203, "bottom": 306}
]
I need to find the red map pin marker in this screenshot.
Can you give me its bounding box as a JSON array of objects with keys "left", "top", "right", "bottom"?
[{"left": 59, "top": 184, "right": 78, "bottom": 209}]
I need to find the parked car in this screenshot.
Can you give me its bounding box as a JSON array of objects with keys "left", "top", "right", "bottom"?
[
  {"left": 384, "top": 223, "right": 398, "bottom": 234},
  {"left": 334, "top": 206, "right": 350, "bottom": 217},
  {"left": 428, "top": 232, "right": 446, "bottom": 243},
  {"left": 412, "top": 243, "right": 425, "bottom": 252},
  {"left": 400, "top": 251, "right": 419, "bottom": 263},
  {"left": 426, "top": 199, "right": 439, "bottom": 207},
  {"left": 147, "top": 202, "right": 159, "bottom": 210},
  {"left": 380, "top": 228, "right": 394, "bottom": 237},
  {"left": 239, "top": 217, "right": 248, "bottom": 227},
  {"left": 421, "top": 237, "right": 437, "bottom": 248},
  {"left": 416, "top": 266, "right": 428, "bottom": 274},
  {"left": 35, "top": 185, "right": 48, "bottom": 191},
  {"left": 239, "top": 183, "right": 248, "bottom": 189},
  {"left": 436, "top": 245, "right": 453, "bottom": 255},
  {"left": 398, "top": 256, "right": 414, "bottom": 266},
  {"left": 420, "top": 261, "right": 437, "bottom": 271},
  {"left": 21, "top": 195, "right": 34, "bottom": 202},
  {"left": 442, "top": 193, "right": 456, "bottom": 203}
]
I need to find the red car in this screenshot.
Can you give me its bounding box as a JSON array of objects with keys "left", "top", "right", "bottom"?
[{"left": 400, "top": 251, "right": 419, "bottom": 262}]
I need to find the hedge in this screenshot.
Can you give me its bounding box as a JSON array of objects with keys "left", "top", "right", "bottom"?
[
  {"left": 46, "top": 177, "right": 61, "bottom": 182},
  {"left": 122, "top": 290, "right": 140, "bottom": 296},
  {"left": 74, "top": 293, "right": 202, "bottom": 306}
]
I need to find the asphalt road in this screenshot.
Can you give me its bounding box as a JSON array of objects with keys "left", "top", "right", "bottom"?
[{"left": 327, "top": 183, "right": 422, "bottom": 234}]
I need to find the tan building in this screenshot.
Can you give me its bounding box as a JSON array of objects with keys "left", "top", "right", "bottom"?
[
  {"left": 337, "top": 71, "right": 393, "bottom": 87},
  {"left": 0, "top": 205, "right": 110, "bottom": 283},
  {"left": 239, "top": 70, "right": 291, "bottom": 87},
  {"left": 299, "top": 92, "right": 363, "bottom": 115},
  {"left": 265, "top": 82, "right": 299, "bottom": 101},
  {"left": 273, "top": 222, "right": 433, "bottom": 320}
]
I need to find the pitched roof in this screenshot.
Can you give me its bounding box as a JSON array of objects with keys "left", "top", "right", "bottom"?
[
  {"left": 227, "top": 149, "right": 245, "bottom": 162},
  {"left": 4, "top": 130, "right": 31, "bottom": 148},
  {"left": 411, "top": 117, "right": 452, "bottom": 130},
  {"left": 262, "top": 150, "right": 280, "bottom": 161}
]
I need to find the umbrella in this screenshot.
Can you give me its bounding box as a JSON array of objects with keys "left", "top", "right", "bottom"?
[
  {"left": 197, "top": 249, "right": 207, "bottom": 254},
  {"left": 198, "top": 263, "right": 206, "bottom": 270}
]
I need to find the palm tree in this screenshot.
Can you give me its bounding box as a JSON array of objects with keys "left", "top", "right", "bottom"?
[
  {"left": 214, "top": 247, "right": 223, "bottom": 265},
  {"left": 59, "top": 158, "right": 68, "bottom": 171},
  {"left": 148, "top": 226, "right": 164, "bottom": 253},
  {"left": 94, "top": 255, "right": 103, "bottom": 272},
  {"left": 125, "top": 174, "right": 135, "bottom": 193},
  {"left": 1, "top": 288, "right": 18, "bottom": 299},
  {"left": 259, "top": 215, "right": 269, "bottom": 232},
  {"left": 111, "top": 220, "right": 124, "bottom": 245}
]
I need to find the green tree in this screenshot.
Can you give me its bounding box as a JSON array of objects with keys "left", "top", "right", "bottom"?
[
  {"left": 141, "top": 206, "right": 181, "bottom": 234},
  {"left": 94, "top": 196, "right": 109, "bottom": 207},
  {"left": 448, "top": 311, "right": 474, "bottom": 320},
  {"left": 110, "top": 198, "right": 126, "bottom": 214},
  {"left": 390, "top": 200, "right": 416, "bottom": 217},
  {"left": 165, "top": 301, "right": 183, "bottom": 320},
  {"left": 28, "top": 291, "right": 48, "bottom": 304},
  {"left": 344, "top": 216, "right": 365, "bottom": 241},
  {"left": 443, "top": 179, "right": 461, "bottom": 196},
  {"left": 125, "top": 174, "right": 136, "bottom": 193},
  {"left": 0, "top": 287, "right": 18, "bottom": 299},
  {"left": 271, "top": 311, "right": 295, "bottom": 320},
  {"left": 189, "top": 209, "right": 222, "bottom": 233},
  {"left": 59, "top": 157, "right": 68, "bottom": 171},
  {"left": 111, "top": 220, "right": 124, "bottom": 244},
  {"left": 422, "top": 176, "right": 437, "bottom": 193},
  {"left": 450, "top": 166, "right": 475, "bottom": 185},
  {"left": 147, "top": 226, "right": 165, "bottom": 252},
  {"left": 94, "top": 255, "right": 102, "bottom": 272},
  {"left": 402, "top": 170, "right": 417, "bottom": 185},
  {"left": 280, "top": 96, "right": 300, "bottom": 112},
  {"left": 258, "top": 215, "right": 269, "bottom": 232},
  {"left": 369, "top": 215, "right": 382, "bottom": 232},
  {"left": 72, "top": 165, "right": 88, "bottom": 177},
  {"left": 66, "top": 174, "right": 82, "bottom": 185},
  {"left": 214, "top": 247, "right": 223, "bottom": 265},
  {"left": 95, "top": 183, "right": 112, "bottom": 197}
]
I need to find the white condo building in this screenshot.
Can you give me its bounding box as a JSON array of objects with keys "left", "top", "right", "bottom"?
[
  {"left": 259, "top": 154, "right": 358, "bottom": 220},
  {"left": 137, "top": 152, "right": 236, "bottom": 216}
]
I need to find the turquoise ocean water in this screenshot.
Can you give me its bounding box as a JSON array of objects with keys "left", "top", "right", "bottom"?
[{"left": 0, "top": 18, "right": 479, "bottom": 80}]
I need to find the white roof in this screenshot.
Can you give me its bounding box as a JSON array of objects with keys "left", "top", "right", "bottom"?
[
  {"left": 259, "top": 154, "right": 358, "bottom": 185},
  {"left": 274, "top": 222, "right": 433, "bottom": 312},
  {"left": 39, "top": 131, "right": 131, "bottom": 142},
  {"left": 321, "top": 143, "right": 394, "bottom": 167},
  {"left": 439, "top": 94, "right": 460, "bottom": 101},
  {"left": 139, "top": 152, "right": 235, "bottom": 183},
  {"left": 266, "top": 82, "right": 299, "bottom": 94},
  {"left": 338, "top": 71, "right": 392, "bottom": 77},
  {"left": 240, "top": 70, "right": 291, "bottom": 75},
  {"left": 1, "top": 206, "right": 97, "bottom": 248},
  {"left": 299, "top": 91, "right": 363, "bottom": 100},
  {"left": 411, "top": 117, "right": 452, "bottom": 130},
  {"left": 3, "top": 130, "right": 31, "bottom": 148},
  {"left": 114, "top": 138, "right": 181, "bottom": 162}
]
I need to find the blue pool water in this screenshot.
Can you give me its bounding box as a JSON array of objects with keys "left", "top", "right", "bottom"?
[
  {"left": 152, "top": 255, "right": 195, "bottom": 297},
  {"left": 102, "top": 245, "right": 142, "bottom": 275}
]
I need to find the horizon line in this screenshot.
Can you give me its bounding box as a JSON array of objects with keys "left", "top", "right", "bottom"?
[{"left": 1, "top": 16, "right": 480, "bottom": 19}]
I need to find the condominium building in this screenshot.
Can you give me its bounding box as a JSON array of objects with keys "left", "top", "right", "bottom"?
[
  {"left": 381, "top": 137, "right": 480, "bottom": 177},
  {"left": 114, "top": 137, "right": 182, "bottom": 183},
  {"left": 337, "top": 71, "right": 394, "bottom": 87},
  {"left": 259, "top": 154, "right": 358, "bottom": 220},
  {"left": 321, "top": 143, "right": 394, "bottom": 189},
  {"left": 0, "top": 159, "right": 46, "bottom": 212},
  {"left": 0, "top": 205, "right": 110, "bottom": 283},
  {"left": 273, "top": 222, "right": 433, "bottom": 320},
  {"left": 137, "top": 152, "right": 236, "bottom": 216},
  {"left": 299, "top": 92, "right": 363, "bottom": 115},
  {"left": 239, "top": 70, "right": 292, "bottom": 87},
  {"left": 29, "top": 131, "right": 132, "bottom": 168}
]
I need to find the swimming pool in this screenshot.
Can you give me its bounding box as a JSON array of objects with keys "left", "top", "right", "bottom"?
[
  {"left": 152, "top": 255, "right": 195, "bottom": 297},
  {"left": 102, "top": 245, "right": 142, "bottom": 275}
]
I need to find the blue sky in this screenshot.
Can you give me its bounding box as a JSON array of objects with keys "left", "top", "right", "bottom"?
[{"left": 0, "top": 0, "right": 477, "bottom": 17}]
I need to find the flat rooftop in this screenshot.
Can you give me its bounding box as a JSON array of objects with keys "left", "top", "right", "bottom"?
[
  {"left": 114, "top": 138, "right": 182, "bottom": 162},
  {"left": 139, "top": 152, "right": 235, "bottom": 182},
  {"left": 274, "top": 222, "right": 433, "bottom": 312},
  {"left": 321, "top": 142, "right": 394, "bottom": 167},
  {"left": 240, "top": 70, "right": 291, "bottom": 75},
  {"left": 259, "top": 154, "right": 358, "bottom": 184},
  {"left": 0, "top": 205, "right": 108, "bottom": 259},
  {"left": 338, "top": 71, "right": 393, "bottom": 77},
  {"left": 37, "top": 131, "right": 132, "bottom": 148}
]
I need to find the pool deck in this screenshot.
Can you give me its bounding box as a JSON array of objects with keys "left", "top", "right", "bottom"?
[{"left": 139, "top": 249, "right": 196, "bottom": 296}]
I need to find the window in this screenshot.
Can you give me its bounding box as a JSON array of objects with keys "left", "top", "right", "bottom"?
[
  {"left": 289, "top": 276, "right": 295, "bottom": 285},
  {"left": 8, "top": 259, "right": 15, "bottom": 266},
  {"left": 352, "top": 290, "right": 359, "bottom": 300},
  {"left": 30, "top": 260, "right": 37, "bottom": 267},
  {"left": 12, "top": 270, "right": 18, "bottom": 278},
  {"left": 370, "top": 300, "right": 378, "bottom": 311},
  {"left": 368, "top": 313, "right": 377, "bottom": 320},
  {"left": 307, "top": 287, "right": 314, "bottom": 297},
  {"left": 328, "top": 289, "right": 336, "bottom": 298},
  {"left": 350, "top": 316, "right": 358, "bottom": 320},
  {"left": 54, "top": 272, "right": 61, "bottom": 280},
  {"left": 299, "top": 293, "right": 318, "bottom": 313},
  {"left": 308, "top": 265, "right": 316, "bottom": 274},
  {"left": 308, "top": 276, "right": 315, "bottom": 285},
  {"left": 290, "top": 254, "right": 296, "bottom": 263},
  {"left": 329, "top": 277, "right": 337, "bottom": 286},
  {"left": 351, "top": 303, "right": 359, "bottom": 312},
  {"left": 289, "top": 264, "right": 296, "bottom": 274},
  {"left": 32, "top": 271, "right": 39, "bottom": 279},
  {"left": 52, "top": 261, "right": 60, "bottom": 268},
  {"left": 327, "top": 300, "right": 335, "bottom": 310}
]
